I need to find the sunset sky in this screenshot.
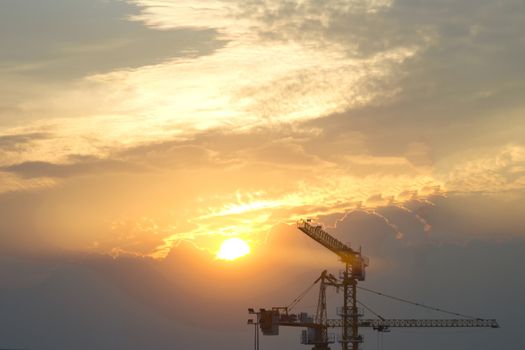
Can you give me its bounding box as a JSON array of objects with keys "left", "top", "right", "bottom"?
[{"left": 1, "top": 0, "right": 524, "bottom": 349}]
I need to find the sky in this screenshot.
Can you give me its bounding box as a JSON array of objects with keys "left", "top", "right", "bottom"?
[{"left": 0, "top": 0, "right": 524, "bottom": 349}]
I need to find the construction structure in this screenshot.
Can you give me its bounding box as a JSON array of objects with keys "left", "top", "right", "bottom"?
[{"left": 249, "top": 219, "right": 499, "bottom": 350}]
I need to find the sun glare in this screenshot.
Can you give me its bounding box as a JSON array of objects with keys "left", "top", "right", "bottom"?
[{"left": 217, "top": 238, "right": 251, "bottom": 261}]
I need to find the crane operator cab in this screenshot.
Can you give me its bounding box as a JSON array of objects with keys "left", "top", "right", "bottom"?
[{"left": 351, "top": 254, "right": 368, "bottom": 281}]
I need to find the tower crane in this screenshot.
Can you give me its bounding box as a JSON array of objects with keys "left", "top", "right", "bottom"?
[
  {"left": 298, "top": 219, "right": 368, "bottom": 350},
  {"left": 250, "top": 219, "right": 499, "bottom": 350}
]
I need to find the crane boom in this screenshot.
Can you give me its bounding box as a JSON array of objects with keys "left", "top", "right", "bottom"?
[
  {"left": 297, "top": 219, "right": 368, "bottom": 281},
  {"left": 330, "top": 318, "right": 499, "bottom": 328},
  {"left": 297, "top": 219, "right": 357, "bottom": 262},
  {"left": 261, "top": 309, "right": 499, "bottom": 330}
]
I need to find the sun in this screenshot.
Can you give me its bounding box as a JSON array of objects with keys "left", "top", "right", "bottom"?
[{"left": 217, "top": 238, "right": 251, "bottom": 261}]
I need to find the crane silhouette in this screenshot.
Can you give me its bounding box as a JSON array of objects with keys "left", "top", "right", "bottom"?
[{"left": 250, "top": 219, "right": 499, "bottom": 350}]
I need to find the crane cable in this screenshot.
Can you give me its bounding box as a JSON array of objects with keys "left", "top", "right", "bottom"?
[
  {"left": 356, "top": 299, "right": 385, "bottom": 321},
  {"left": 357, "top": 286, "right": 478, "bottom": 320},
  {"left": 287, "top": 279, "right": 319, "bottom": 312},
  {"left": 377, "top": 331, "right": 384, "bottom": 350}
]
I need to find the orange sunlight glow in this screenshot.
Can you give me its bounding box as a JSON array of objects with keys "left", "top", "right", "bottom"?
[{"left": 216, "top": 238, "right": 251, "bottom": 261}]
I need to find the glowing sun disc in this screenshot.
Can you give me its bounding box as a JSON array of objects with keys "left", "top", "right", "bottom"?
[{"left": 217, "top": 238, "right": 251, "bottom": 261}]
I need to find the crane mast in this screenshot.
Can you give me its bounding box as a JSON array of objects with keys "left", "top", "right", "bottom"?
[
  {"left": 313, "top": 271, "right": 339, "bottom": 349},
  {"left": 251, "top": 219, "right": 499, "bottom": 350}
]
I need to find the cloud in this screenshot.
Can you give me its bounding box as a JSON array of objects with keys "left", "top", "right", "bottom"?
[
  {"left": 439, "top": 145, "right": 525, "bottom": 193},
  {"left": 119, "top": 142, "right": 220, "bottom": 169},
  {"left": 0, "top": 122, "right": 522, "bottom": 259},
  {"left": 4, "top": 120, "right": 523, "bottom": 259},
  {"left": 0, "top": 156, "right": 147, "bottom": 179},
  {"left": 1, "top": 221, "right": 524, "bottom": 349},
  {"left": 0, "top": 0, "right": 524, "bottom": 260},
  {"left": 0, "top": 132, "right": 54, "bottom": 169},
  {"left": 0, "top": 255, "right": 199, "bottom": 350},
  {"left": 0, "top": 0, "right": 223, "bottom": 81},
  {"left": 0, "top": 132, "right": 50, "bottom": 150},
  {"left": 0, "top": 127, "right": 445, "bottom": 258},
  {"left": 232, "top": 0, "right": 525, "bottom": 162}
]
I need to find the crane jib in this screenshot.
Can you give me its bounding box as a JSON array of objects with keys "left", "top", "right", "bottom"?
[{"left": 297, "top": 220, "right": 359, "bottom": 262}]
